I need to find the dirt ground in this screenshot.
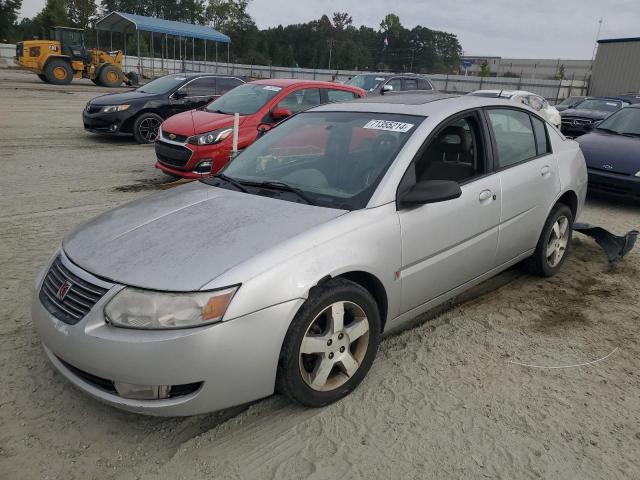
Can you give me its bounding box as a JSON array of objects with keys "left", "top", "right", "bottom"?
[{"left": 1, "top": 69, "right": 639, "bottom": 480}]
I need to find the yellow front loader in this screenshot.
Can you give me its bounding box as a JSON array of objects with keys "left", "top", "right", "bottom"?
[{"left": 15, "top": 26, "right": 138, "bottom": 87}]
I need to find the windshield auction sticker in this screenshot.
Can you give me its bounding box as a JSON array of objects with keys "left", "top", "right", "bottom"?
[
  {"left": 263, "top": 86, "right": 282, "bottom": 91},
  {"left": 364, "top": 119, "right": 414, "bottom": 133}
]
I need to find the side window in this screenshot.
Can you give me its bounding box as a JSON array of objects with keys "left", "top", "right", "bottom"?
[
  {"left": 216, "top": 77, "right": 243, "bottom": 96},
  {"left": 404, "top": 78, "right": 418, "bottom": 91},
  {"left": 417, "top": 78, "right": 432, "bottom": 90},
  {"left": 531, "top": 117, "right": 551, "bottom": 155},
  {"left": 276, "top": 88, "right": 321, "bottom": 113},
  {"left": 327, "top": 89, "right": 357, "bottom": 103},
  {"left": 487, "top": 109, "right": 538, "bottom": 168},
  {"left": 182, "top": 77, "right": 216, "bottom": 97},
  {"left": 412, "top": 115, "right": 485, "bottom": 185},
  {"left": 386, "top": 78, "right": 402, "bottom": 91}
]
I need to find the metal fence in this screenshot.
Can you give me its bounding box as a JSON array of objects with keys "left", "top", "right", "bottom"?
[{"left": 0, "top": 43, "right": 588, "bottom": 103}]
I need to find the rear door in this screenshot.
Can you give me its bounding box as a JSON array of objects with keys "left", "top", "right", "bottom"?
[{"left": 486, "top": 108, "right": 561, "bottom": 265}]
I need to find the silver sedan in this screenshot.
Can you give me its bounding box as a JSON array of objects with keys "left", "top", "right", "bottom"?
[{"left": 33, "top": 94, "right": 588, "bottom": 416}]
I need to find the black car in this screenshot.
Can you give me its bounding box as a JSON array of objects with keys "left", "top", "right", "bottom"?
[
  {"left": 560, "top": 97, "right": 630, "bottom": 137},
  {"left": 576, "top": 104, "right": 640, "bottom": 201},
  {"left": 555, "top": 95, "right": 587, "bottom": 112},
  {"left": 344, "top": 73, "right": 435, "bottom": 96},
  {"left": 82, "top": 73, "right": 246, "bottom": 143}
]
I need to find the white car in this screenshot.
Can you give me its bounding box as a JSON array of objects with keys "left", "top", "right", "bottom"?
[{"left": 469, "top": 90, "right": 561, "bottom": 129}]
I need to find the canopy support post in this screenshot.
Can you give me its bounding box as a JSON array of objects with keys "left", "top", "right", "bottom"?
[
  {"left": 227, "top": 42, "right": 230, "bottom": 74},
  {"left": 150, "top": 32, "right": 154, "bottom": 78},
  {"left": 136, "top": 28, "right": 141, "bottom": 76},
  {"left": 192, "top": 37, "right": 195, "bottom": 72},
  {"left": 215, "top": 42, "right": 218, "bottom": 72},
  {"left": 204, "top": 40, "right": 207, "bottom": 71}
]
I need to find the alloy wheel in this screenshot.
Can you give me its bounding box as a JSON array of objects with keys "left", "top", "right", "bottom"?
[
  {"left": 138, "top": 117, "right": 161, "bottom": 142},
  {"left": 298, "top": 301, "right": 370, "bottom": 392},
  {"left": 546, "top": 216, "right": 570, "bottom": 267}
]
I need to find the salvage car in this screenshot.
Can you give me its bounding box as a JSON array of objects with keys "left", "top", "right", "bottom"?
[
  {"left": 83, "top": 73, "right": 246, "bottom": 143},
  {"left": 469, "top": 90, "right": 561, "bottom": 128},
  {"left": 345, "top": 73, "right": 435, "bottom": 96},
  {"left": 576, "top": 103, "right": 640, "bottom": 201},
  {"left": 560, "top": 97, "right": 630, "bottom": 137},
  {"left": 33, "top": 93, "right": 587, "bottom": 416},
  {"left": 155, "top": 79, "right": 365, "bottom": 178},
  {"left": 555, "top": 96, "right": 587, "bottom": 112}
]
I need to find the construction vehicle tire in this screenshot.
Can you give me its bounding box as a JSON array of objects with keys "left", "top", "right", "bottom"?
[
  {"left": 98, "top": 64, "right": 124, "bottom": 88},
  {"left": 44, "top": 59, "right": 73, "bottom": 85}
]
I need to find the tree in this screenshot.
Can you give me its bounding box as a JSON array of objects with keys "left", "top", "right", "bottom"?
[
  {"left": 479, "top": 60, "right": 491, "bottom": 77},
  {"left": 66, "top": 0, "right": 97, "bottom": 29},
  {"left": 379, "top": 13, "right": 402, "bottom": 37},
  {"left": 0, "top": 0, "right": 22, "bottom": 42},
  {"left": 332, "top": 12, "right": 352, "bottom": 31}
]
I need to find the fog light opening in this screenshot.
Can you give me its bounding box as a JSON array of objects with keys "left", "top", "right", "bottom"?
[
  {"left": 113, "top": 381, "right": 171, "bottom": 400},
  {"left": 109, "top": 124, "right": 118, "bottom": 132},
  {"left": 193, "top": 159, "right": 213, "bottom": 174}
]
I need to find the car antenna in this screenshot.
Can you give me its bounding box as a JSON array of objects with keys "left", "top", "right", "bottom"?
[{"left": 498, "top": 89, "right": 503, "bottom": 98}]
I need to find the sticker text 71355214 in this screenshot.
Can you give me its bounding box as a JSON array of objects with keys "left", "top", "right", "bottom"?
[{"left": 363, "top": 119, "right": 414, "bottom": 133}]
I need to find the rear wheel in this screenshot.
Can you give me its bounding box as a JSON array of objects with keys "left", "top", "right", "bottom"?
[
  {"left": 44, "top": 59, "right": 73, "bottom": 85},
  {"left": 133, "top": 112, "right": 163, "bottom": 143},
  {"left": 277, "top": 278, "right": 381, "bottom": 407},
  {"left": 37, "top": 74, "right": 49, "bottom": 83},
  {"left": 91, "top": 77, "right": 102, "bottom": 86},
  {"left": 98, "top": 64, "right": 124, "bottom": 88},
  {"left": 526, "top": 203, "right": 573, "bottom": 277}
]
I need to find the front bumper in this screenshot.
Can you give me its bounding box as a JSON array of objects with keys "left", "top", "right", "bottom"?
[
  {"left": 587, "top": 168, "right": 640, "bottom": 201},
  {"left": 154, "top": 139, "right": 231, "bottom": 179},
  {"left": 82, "top": 109, "right": 132, "bottom": 135},
  {"left": 32, "top": 253, "right": 303, "bottom": 416}
]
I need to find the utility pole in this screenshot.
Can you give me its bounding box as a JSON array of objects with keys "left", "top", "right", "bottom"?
[
  {"left": 327, "top": 39, "right": 335, "bottom": 70},
  {"left": 591, "top": 18, "right": 603, "bottom": 62}
]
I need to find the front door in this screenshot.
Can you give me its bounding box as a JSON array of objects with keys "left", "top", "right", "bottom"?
[{"left": 397, "top": 112, "right": 501, "bottom": 313}]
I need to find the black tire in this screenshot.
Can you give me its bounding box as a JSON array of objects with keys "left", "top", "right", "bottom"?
[
  {"left": 91, "top": 77, "right": 102, "bottom": 86},
  {"left": 98, "top": 64, "right": 124, "bottom": 88},
  {"left": 276, "top": 278, "right": 381, "bottom": 408},
  {"left": 37, "top": 74, "right": 49, "bottom": 83},
  {"left": 133, "top": 112, "right": 163, "bottom": 144},
  {"left": 126, "top": 71, "right": 139, "bottom": 86},
  {"left": 44, "top": 59, "right": 73, "bottom": 85},
  {"left": 526, "top": 203, "right": 574, "bottom": 277}
]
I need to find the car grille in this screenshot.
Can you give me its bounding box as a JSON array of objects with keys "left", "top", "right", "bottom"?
[
  {"left": 161, "top": 130, "right": 188, "bottom": 143},
  {"left": 39, "top": 255, "right": 109, "bottom": 325},
  {"left": 561, "top": 117, "right": 593, "bottom": 127},
  {"left": 155, "top": 141, "right": 192, "bottom": 169},
  {"left": 85, "top": 104, "right": 102, "bottom": 114}
]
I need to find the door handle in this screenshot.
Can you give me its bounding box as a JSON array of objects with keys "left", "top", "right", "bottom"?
[
  {"left": 541, "top": 165, "right": 551, "bottom": 176},
  {"left": 479, "top": 189, "right": 493, "bottom": 202}
]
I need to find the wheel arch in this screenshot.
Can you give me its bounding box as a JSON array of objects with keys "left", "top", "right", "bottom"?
[
  {"left": 43, "top": 54, "right": 72, "bottom": 70},
  {"left": 555, "top": 189, "right": 578, "bottom": 220},
  {"left": 121, "top": 108, "right": 164, "bottom": 133},
  {"left": 323, "top": 270, "right": 389, "bottom": 332}
]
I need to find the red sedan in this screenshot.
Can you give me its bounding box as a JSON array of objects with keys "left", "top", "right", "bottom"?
[{"left": 155, "top": 79, "right": 366, "bottom": 178}]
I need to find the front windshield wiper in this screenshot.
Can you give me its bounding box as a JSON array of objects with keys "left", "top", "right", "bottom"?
[
  {"left": 207, "top": 109, "right": 232, "bottom": 115},
  {"left": 211, "top": 173, "right": 249, "bottom": 192},
  {"left": 246, "top": 181, "right": 315, "bottom": 205},
  {"left": 620, "top": 132, "right": 640, "bottom": 137}
]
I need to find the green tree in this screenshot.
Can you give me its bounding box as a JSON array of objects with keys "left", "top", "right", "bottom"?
[
  {"left": 66, "top": 0, "right": 97, "bottom": 29},
  {"left": 0, "top": 0, "right": 22, "bottom": 42},
  {"left": 479, "top": 60, "right": 491, "bottom": 77}
]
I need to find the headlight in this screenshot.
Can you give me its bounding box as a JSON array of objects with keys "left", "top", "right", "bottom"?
[
  {"left": 104, "top": 286, "right": 238, "bottom": 329},
  {"left": 102, "top": 104, "right": 130, "bottom": 113},
  {"left": 635, "top": 170, "right": 640, "bottom": 177},
  {"left": 188, "top": 128, "right": 233, "bottom": 145}
]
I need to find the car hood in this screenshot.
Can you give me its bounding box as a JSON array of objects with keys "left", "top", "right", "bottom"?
[
  {"left": 561, "top": 108, "right": 612, "bottom": 120},
  {"left": 577, "top": 131, "right": 640, "bottom": 175},
  {"left": 62, "top": 182, "right": 345, "bottom": 291},
  {"left": 161, "top": 109, "right": 243, "bottom": 136},
  {"left": 89, "top": 90, "right": 159, "bottom": 106}
]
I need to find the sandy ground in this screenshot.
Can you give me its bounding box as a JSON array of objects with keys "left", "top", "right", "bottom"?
[{"left": 0, "top": 69, "right": 639, "bottom": 480}]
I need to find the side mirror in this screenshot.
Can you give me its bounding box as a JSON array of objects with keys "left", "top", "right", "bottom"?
[
  {"left": 381, "top": 84, "right": 394, "bottom": 94},
  {"left": 271, "top": 107, "right": 293, "bottom": 121},
  {"left": 257, "top": 122, "right": 272, "bottom": 138},
  {"left": 172, "top": 90, "right": 188, "bottom": 100},
  {"left": 398, "top": 180, "right": 462, "bottom": 207}
]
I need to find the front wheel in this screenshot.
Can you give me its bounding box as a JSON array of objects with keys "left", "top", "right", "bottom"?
[
  {"left": 44, "top": 59, "right": 73, "bottom": 85},
  {"left": 37, "top": 74, "right": 49, "bottom": 83},
  {"left": 526, "top": 203, "right": 573, "bottom": 277},
  {"left": 133, "top": 112, "right": 163, "bottom": 144},
  {"left": 277, "top": 278, "right": 381, "bottom": 407}
]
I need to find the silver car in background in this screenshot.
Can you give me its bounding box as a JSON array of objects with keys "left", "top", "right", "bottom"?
[{"left": 33, "top": 94, "right": 588, "bottom": 416}]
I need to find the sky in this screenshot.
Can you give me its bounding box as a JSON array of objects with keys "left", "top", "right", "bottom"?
[{"left": 19, "top": 0, "right": 640, "bottom": 59}]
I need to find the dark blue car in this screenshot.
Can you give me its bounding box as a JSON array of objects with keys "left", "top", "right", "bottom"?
[{"left": 577, "top": 104, "right": 640, "bottom": 201}]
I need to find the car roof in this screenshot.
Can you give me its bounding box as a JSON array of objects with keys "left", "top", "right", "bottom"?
[
  {"left": 353, "top": 72, "right": 429, "bottom": 79},
  {"left": 471, "top": 89, "right": 534, "bottom": 97},
  {"left": 168, "top": 72, "right": 246, "bottom": 79},
  {"left": 249, "top": 78, "right": 359, "bottom": 88},
  {"left": 312, "top": 93, "right": 535, "bottom": 116}
]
